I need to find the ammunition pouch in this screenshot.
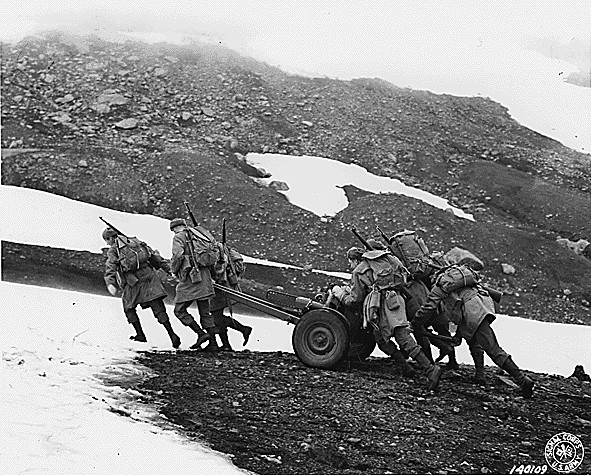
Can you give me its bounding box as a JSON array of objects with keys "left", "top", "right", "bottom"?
[{"left": 189, "top": 267, "right": 202, "bottom": 284}]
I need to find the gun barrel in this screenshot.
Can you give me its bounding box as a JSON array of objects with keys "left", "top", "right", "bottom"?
[{"left": 351, "top": 227, "right": 372, "bottom": 251}]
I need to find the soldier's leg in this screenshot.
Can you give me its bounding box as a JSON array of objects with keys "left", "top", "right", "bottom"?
[
  {"left": 475, "top": 319, "right": 534, "bottom": 398},
  {"left": 226, "top": 315, "right": 253, "bottom": 346},
  {"left": 212, "top": 308, "right": 232, "bottom": 351},
  {"left": 377, "top": 338, "right": 414, "bottom": 376},
  {"left": 468, "top": 341, "right": 486, "bottom": 385},
  {"left": 124, "top": 307, "right": 147, "bottom": 342},
  {"left": 196, "top": 299, "right": 219, "bottom": 351},
  {"left": 174, "top": 300, "right": 212, "bottom": 349},
  {"left": 148, "top": 298, "right": 180, "bottom": 349},
  {"left": 393, "top": 326, "right": 442, "bottom": 390},
  {"left": 431, "top": 314, "right": 458, "bottom": 369}
]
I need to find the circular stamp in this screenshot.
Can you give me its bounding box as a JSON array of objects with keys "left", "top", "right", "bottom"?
[{"left": 544, "top": 432, "right": 585, "bottom": 473}]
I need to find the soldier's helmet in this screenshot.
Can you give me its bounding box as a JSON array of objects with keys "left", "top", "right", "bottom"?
[
  {"left": 346, "top": 247, "right": 364, "bottom": 261},
  {"left": 170, "top": 217, "right": 187, "bottom": 231},
  {"left": 102, "top": 227, "right": 118, "bottom": 241}
]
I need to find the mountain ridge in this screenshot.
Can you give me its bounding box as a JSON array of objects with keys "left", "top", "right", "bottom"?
[{"left": 2, "top": 30, "right": 591, "bottom": 325}]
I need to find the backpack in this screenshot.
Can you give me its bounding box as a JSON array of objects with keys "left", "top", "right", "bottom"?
[
  {"left": 434, "top": 264, "right": 480, "bottom": 294},
  {"left": 388, "top": 230, "right": 431, "bottom": 277},
  {"left": 187, "top": 226, "right": 220, "bottom": 267},
  {"left": 364, "top": 250, "right": 408, "bottom": 291},
  {"left": 115, "top": 236, "right": 151, "bottom": 272}
]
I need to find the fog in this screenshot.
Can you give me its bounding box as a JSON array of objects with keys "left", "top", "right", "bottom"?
[{"left": 2, "top": 1, "right": 590, "bottom": 152}]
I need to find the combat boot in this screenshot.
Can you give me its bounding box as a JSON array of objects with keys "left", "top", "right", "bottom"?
[
  {"left": 202, "top": 328, "right": 220, "bottom": 352},
  {"left": 445, "top": 350, "right": 459, "bottom": 371},
  {"left": 470, "top": 349, "right": 486, "bottom": 385},
  {"left": 414, "top": 351, "right": 443, "bottom": 391},
  {"left": 502, "top": 357, "right": 534, "bottom": 399},
  {"left": 129, "top": 321, "right": 147, "bottom": 342},
  {"left": 219, "top": 330, "right": 233, "bottom": 352},
  {"left": 228, "top": 318, "right": 252, "bottom": 346},
  {"left": 162, "top": 320, "right": 181, "bottom": 349},
  {"left": 188, "top": 321, "right": 212, "bottom": 350},
  {"left": 390, "top": 349, "right": 415, "bottom": 377}
]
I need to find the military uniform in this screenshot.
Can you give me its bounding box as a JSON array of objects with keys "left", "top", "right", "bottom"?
[
  {"left": 414, "top": 267, "right": 534, "bottom": 398},
  {"left": 337, "top": 248, "right": 442, "bottom": 390},
  {"left": 170, "top": 218, "right": 218, "bottom": 350},
  {"left": 103, "top": 231, "right": 180, "bottom": 348}
]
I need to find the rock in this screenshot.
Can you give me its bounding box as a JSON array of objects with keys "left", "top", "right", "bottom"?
[
  {"left": 93, "top": 104, "right": 110, "bottom": 114},
  {"left": 270, "top": 181, "right": 289, "bottom": 191},
  {"left": 164, "top": 56, "right": 179, "bottom": 63},
  {"left": 444, "top": 247, "right": 484, "bottom": 270},
  {"left": 153, "top": 68, "right": 168, "bottom": 77},
  {"left": 501, "top": 263, "right": 516, "bottom": 275},
  {"left": 97, "top": 93, "right": 129, "bottom": 106},
  {"left": 180, "top": 112, "right": 192, "bottom": 121},
  {"left": 114, "top": 118, "right": 138, "bottom": 129},
  {"left": 570, "top": 365, "right": 590, "bottom": 381},
  {"left": 202, "top": 107, "right": 215, "bottom": 117},
  {"left": 557, "top": 237, "right": 590, "bottom": 255},
  {"left": 301, "top": 120, "right": 314, "bottom": 127},
  {"left": 77, "top": 160, "right": 88, "bottom": 167}
]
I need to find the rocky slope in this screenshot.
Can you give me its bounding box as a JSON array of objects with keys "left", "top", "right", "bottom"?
[{"left": 2, "top": 30, "right": 591, "bottom": 323}]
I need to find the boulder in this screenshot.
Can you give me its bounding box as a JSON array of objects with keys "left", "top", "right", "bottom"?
[
  {"left": 270, "top": 181, "right": 289, "bottom": 191},
  {"left": 114, "top": 118, "right": 138, "bottom": 129},
  {"left": 444, "top": 247, "right": 484, "bottom": 270},
  {"left": 501, "top": 263, "right": 516, "bottom": 275}
]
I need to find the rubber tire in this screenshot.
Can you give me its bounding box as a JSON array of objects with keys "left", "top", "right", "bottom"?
[
  {"left": 292, "top": 309, "right": 350, "bottom": 369},
  {"left": 347, "top": 329, "right": 376, "bottom": 361}
]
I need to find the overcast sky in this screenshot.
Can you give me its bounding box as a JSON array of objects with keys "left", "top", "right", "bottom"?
[{"left": 2, "top": 1, "right": 589, "bottom": 50}]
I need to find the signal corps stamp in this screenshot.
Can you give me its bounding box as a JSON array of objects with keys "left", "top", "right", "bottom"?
[{"left": 544, "top": 432, "right": 584, "bottom": 473}]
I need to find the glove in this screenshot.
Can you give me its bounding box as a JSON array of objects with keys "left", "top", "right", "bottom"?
[
  {"left": 107, "top": 284, "right": 118, "bottom": 296},
  {"left": 331, "top": 285, "right": 346, "bottom": 301}
]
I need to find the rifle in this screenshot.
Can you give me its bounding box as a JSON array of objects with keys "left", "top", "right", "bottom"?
[
  {"left": 178, "top": 202, "right": 203, "bottom": 284},
  {"left": 351, "top": 226, "right": 415, "bottom": 302},
  {"left": 351, "top": 227, "right": 372, "bottom": 251},
  {"left": 375, "top": 225, "right": 391, "bottom": 246},
  {"left": 99, "top": 217, "right": 128, "bottom": 238}
]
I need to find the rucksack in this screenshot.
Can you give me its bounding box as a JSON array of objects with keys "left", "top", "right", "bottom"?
[
  {"left": 115, "top": 236, "right": 151, "bottom": 272},
  {"left": 434, "top": 264, "right": 480, "bottom": 294},
  {"left": 364, "top": 250, "right": 408, "bottom": 291},
  {"left": 388, "top": 230, "right": 431, "bottom": 277},
  {"left": 187, "top": 226, "right": 220, "bottom": 267}
]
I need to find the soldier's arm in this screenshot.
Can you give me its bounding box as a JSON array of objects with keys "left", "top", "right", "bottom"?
[
  {"left": 413, "top": 286, "right": 447, "bottom": 332},
  {"left": 171, "top": 234, "right": 186, "bottom": 276},
  {"left": 342, "top": 271, "right": 367, "bottom": 306},
  {"left": 148, "top": 246, "right": 172, "bottom": 274},
  {"left": 104, "top": 247, "right": 120, "bottom": 288}
]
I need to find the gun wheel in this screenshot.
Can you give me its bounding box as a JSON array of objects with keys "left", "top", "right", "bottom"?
[
  {"left": 347, "top": 329, "right": 376, "bottom": 361},
  {"left": 292, "top": 309, "right": 349, "bottom": 369}
]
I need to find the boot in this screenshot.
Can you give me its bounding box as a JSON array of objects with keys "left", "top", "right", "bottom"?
[
  {"left": 129, "top": 321, "right": 147, "bottom": 342},
  {"left": 228, "top": 318, "right": 252, "bottom": 346},
  {"left": 219, "top": 331, "right": 233, "bottom": 352},
  {"left": 414, "top": 351, "right": 443, "bottom": 391},
  {"left": 390, "top": 349, "right": 415, "bottom": 377},
  {"left": 445, "top": 350, "right": 459, "bottom": 371},
  {"left": 162, "top": 320, "right": 181, "bottom": 349},
  {"left": 202, "top": 328, "right": 220, "bottom": 352},
  {"left": 188, "top": 321, "right": 212, "bottom": 350},
  {"left": 502, "top": 357, "right": 534, "bottom": 399},
  {"left": 471, "top": 349, "right": 486, "bottom": 385}
]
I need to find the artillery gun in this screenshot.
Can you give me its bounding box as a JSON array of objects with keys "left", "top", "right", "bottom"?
[{"left": 214, "top": 283, "right": 376, "bottom": 369}]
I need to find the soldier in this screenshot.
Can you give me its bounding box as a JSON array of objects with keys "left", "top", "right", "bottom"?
[
  {"left": 332, "top": 247, "right": 443, "bottom": 391},
  {"left": 170, "top": 217, "right": 219, "bottom": 351},
  {"left": 367, "top": 238, "right": 458, "bottom": 370},
  {"left": 413, "top": 264, "right": 534, "bottom": 398},
  {"left": 210, "top": 242, "right": 252, "bottom": 351},
  {"left": 102, "top": 227, "right": 181, "bottom": 348}
]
